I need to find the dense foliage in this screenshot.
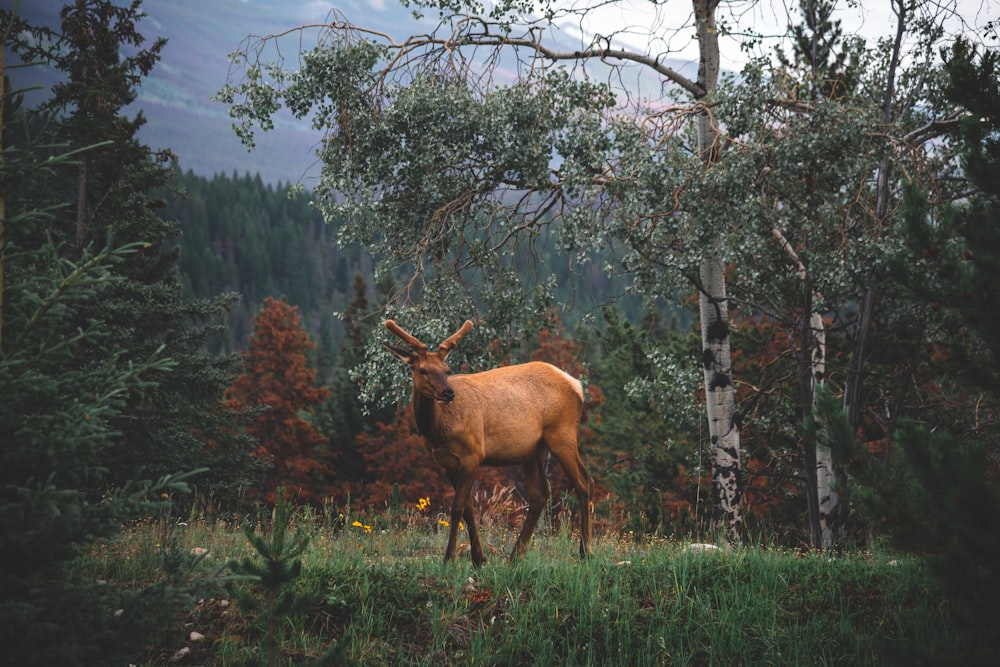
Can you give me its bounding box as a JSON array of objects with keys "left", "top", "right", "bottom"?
[
  {"left": 1, "top": 2, "right": 238, "bottom": 664},
  {"left": 853, "top": 38, "right": 1000, "bottom": 656},
  {"left": 160, "top": 169, "right": 369, "bottom": 360}
]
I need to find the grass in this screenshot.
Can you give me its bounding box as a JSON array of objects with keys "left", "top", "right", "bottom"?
[{"left": 80, "top": 504, "right": 963, "bottom": 666}]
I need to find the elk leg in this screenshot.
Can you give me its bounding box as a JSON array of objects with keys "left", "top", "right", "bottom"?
[
  {"left": 445, "top": 467, "right": 478, "bottom": 564},
  {"left": 463, "top": 504, "right": 486, "bottom": 567},
  {"left": 511, "top": 450, "right": 549, "bottom": 561},
  {"left": 548, "top": 433, "right": 593, "bottom": 558},
  {"left": 573, "top": 458, "right": 594, "bottom": 559}
]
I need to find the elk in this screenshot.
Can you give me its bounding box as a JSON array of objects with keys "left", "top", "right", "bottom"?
[{"left": 384, "top": 318, "right": 593, "bottom": 565}]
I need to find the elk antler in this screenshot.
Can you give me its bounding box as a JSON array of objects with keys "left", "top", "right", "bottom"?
[
  {"left": 385, "top": 320, "right": 427, "bottom": 351},
  {"left": 439, "top": 320, "right": 474, "bottom": 353}
]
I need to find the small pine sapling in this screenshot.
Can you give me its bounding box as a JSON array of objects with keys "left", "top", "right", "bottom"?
[{"left": 228, "top": 487, "right": 320, "bottom": 666}]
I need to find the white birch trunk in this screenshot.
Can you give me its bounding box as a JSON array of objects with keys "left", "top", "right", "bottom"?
[
  {"left": 811, "top": 313, "right": 841, "bottom": 548},
  {"left": 699, "top": 255, "right": 743, "bottom": 541},
  {"left": 695, "top": 0, "right": 742, "bottom": 542},
  {"left": 770, "top": 227, "right": 839, "bottom": 547}
]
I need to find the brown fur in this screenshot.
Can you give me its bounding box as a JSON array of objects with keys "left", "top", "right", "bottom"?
[{"left": 385, "top": 319, "right": 593, "bottom": 565}]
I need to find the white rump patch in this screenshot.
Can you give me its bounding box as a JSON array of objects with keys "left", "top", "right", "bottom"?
[{"left": 556, "top": 367, "right": 584, "bottom": 400}]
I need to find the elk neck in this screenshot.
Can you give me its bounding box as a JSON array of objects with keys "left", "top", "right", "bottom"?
[{"left": 412, "top": 388, "right": 443, "bottom": 439}]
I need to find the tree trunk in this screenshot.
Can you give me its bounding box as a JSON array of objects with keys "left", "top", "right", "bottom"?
[
  {"left": 807, "top": 301, "right": 841, "bottom": 549},
  {"left": 694, "top": 0, "right": 742, "bottom": 542},
  {"left": 799, "top": 278, "right": 822, "bottom": 547},
  {"left": 700, "top": 255, "right": 743, "bottom": 541},
  {"left": 0, "top": 43, "right": 5, "bottom": 349},
  {"left": 76, "top": 159, "right": 87, "bottom": 250},
  {"left": 771, "top": 227, "right": 833, "bottom": 546},
  {"left": 813, "top": 299, "right": 842, "bottom": 548}
]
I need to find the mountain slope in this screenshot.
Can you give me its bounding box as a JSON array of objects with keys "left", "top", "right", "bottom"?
[
  {"left": 13, "top": 0, "right": 437, "bottom": 185},
  {"left": 12, "top": 0, "right": 694, "bottom": 186}
]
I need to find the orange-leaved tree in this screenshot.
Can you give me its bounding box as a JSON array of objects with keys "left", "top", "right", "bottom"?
[
  {"left": 355, "top": 405, "right": 452, "bottom": 507},
  {"left": 227, "top": 297, "right": 332, "bottom": 504}
]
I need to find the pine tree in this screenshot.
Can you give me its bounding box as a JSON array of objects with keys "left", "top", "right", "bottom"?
[
  {"left": 4, "top": 0, "right": 249, "bottom": 496},
  {"left": 2, "top": 8, "right": 212, "bottom": 661},
  {"left": 895, "top": 40, "right": 1000, "bottom": 657},
  {"left": 227, "top": 487, "right": 321, "bottom": 667},
  {"left": 0, "top": 235, "right": 205, "bottom": 666},
  {"left": 826, "top": 38, "right": 1000, "bottom": 661},
  {"left": 227, "top": 297, "right": 333, "bottom": 504},
  {"left": 775, "top": 0, "right": 858, "bottom": 99},
  {"left": 321, "top": 273, "right": 375, "bottom": 489},
  {"left": 897, "top": 41, "right": 1000, "bottom": 390}
]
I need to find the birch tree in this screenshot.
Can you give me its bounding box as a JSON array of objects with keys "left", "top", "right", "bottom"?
[
  {"left": 692, "top": 0, "right": 743, "bottom": 540},
  {"left": 767, "top": 0, "right": 858, "bottom": 546},
  {"left": 713, "top": 0, "right": 977, "bottom": 546}
]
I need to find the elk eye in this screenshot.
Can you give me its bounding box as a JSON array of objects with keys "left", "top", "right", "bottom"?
[{"left": 418, "top": 368, "right": 428, "bottom": 375}]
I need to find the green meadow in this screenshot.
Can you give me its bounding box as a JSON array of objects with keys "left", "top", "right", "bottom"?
[{"left": 84, "top": 503, "right": 965, "bottom": 666}]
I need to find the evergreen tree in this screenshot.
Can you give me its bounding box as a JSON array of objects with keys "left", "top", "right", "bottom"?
[
  {"left": 318, "top": 273, "right": 378, "bottom": 496},
  {"left": 775, "top": 0, "right": 858, "bottom": 98},
  {"left": 893, "top": 40, "right": 1000, "bottom": 655},
  {"left": 1, "top": 8, "right": 216, "bottom": 662},
  {"left": 896, "top": 40, "right": 1000, "bottom": 391},
  {"left": 4, "top": 0, "right": 249, "bottom": 496},
  {"left": 825, "top": 39, "right": 1000, "bottom": 661},
  {"left": 227, "top": 487, "right": 323, "bottom": 667},
  {"left": 0, "top": 232, "right": 205, "bottom": 665},
  {"left": 227, "top": 297, "right": 333, "bottom": 504}
]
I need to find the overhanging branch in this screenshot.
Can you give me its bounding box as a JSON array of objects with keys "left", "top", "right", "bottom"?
[{"left": 318, "top": 14, "right": 704, "bottom": 98}]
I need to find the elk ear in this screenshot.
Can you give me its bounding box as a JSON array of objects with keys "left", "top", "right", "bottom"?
[{"left": 383, "top": 342, "right": 416, "bottom": 365}]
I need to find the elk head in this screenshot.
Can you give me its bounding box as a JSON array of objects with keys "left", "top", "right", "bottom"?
[{"left": 383, "top": 319, "right": 473, "bottom": 404}]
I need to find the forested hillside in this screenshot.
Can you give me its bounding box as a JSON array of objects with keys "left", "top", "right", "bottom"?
[
  {"left": 161, "top": 169, "right": 651, "bottom": 364},
  {"left": 160, "top": 169, "right": 373, "bottom": 361}
]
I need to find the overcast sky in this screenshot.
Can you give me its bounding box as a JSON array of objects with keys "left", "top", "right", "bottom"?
[
  {"left": 545, "top": 0, "right": 995, "bottom": 71},
  {"left": 288, "top": 0, "right": 995, "bottom": 76}
]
